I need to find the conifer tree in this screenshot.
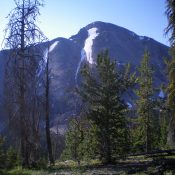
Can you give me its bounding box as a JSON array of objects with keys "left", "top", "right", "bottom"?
[
  {"left": 6, "top": 147, "right": 18, "bottom": 169},
  {"left": 158, "top": 100, "right": 169, "bottom": 148},
  {"left": 165, "top": 0, "right": 175, "bottom": 147},
  {"left": 135, "top": 50, "right": 158, "bottom": 152},
  {"left": 0, "top": 137, "right": 6, "bottom": 169},
  {"left": 62, "top": 115, "right": 98, "bottom": 162},
  {"left": 165, "top": 0, "right": 175, "bottom": 45},
  {"left": 79, "top": 51, "right": 133, "bottom": 163},
  {"left": 61, "top": 117, "right": 85, "bottom": 164}
]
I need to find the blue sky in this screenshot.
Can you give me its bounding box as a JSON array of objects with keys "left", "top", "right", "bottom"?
[{"left": 0, "top": 0, "right": 169, "bottom": 46}]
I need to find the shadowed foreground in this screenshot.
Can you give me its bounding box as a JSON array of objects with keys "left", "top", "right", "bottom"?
[{"left": 1, "top": 156, "right": 175, "bottom": 175}]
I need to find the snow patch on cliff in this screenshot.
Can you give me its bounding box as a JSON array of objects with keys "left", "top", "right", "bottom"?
[
  {"left": 75, "top": 28, "right": 99, "bottom": 81},
  {"left": 127, "top": 102, "right": 132, "bottom": 108},
  {"left": 75, "top": 49, "right": 86, "bottom": 80},
  {"left": 159, "top": 89, "right": 165, "bottom": 98},
  {"left": 49, "top": 41, "right": 59, "bottom": 52},
  {"left": 37, "top": 41, "right": 59, "bottom": 77},
  {"left": 84, "top": 28, "right": 99, "bottom": 64},
  {"left": 43, "top": 49, "right": 49, "bottom": 63}
]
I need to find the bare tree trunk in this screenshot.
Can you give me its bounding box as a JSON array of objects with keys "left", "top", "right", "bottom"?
[
  {"left": 45, "top": 50, "right": 54, "bottom": 165},
  {"left": 20, "top": 2, "right": 29, "bottom": 167},
  {"left": 3, "top": 0, "right": 46, "bottom": 168}
]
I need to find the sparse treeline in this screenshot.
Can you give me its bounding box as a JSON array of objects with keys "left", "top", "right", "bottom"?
[
  {"left": 0, "top": 0, "right": 175, "bottom": 171},
  {"left": 62, "top": 0, "right": 175, "bottom": 164},
  {"left": 62, "top": 50, "right": 170, "bottom": 164}
]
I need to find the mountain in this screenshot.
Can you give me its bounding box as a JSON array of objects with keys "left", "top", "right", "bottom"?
[{"left": 0, "top": 21, "right": 170, "bottom": 130}]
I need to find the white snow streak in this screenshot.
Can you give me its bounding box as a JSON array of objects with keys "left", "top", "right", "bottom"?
[
  {"left": 159, "top": 89, "right": 165, "bottom": 98},
  {"left": 37, "top": 41, "right": 59, "bottom": 77},
  {"left": 75, "top": 49, "right": 86, "bottom": 80},
  {"left": 75, "top": 28, "right": 99, "bottom": 81},
  {"left": 49, "top": 41, "right": 59, "bottom": 52},
  {"left": 139, "top": 36, "right": 145, "bottom": 40},
  {"left": 138, "top": 36, "right": 151, "bottom": 41},
  {"left": 37, "top": 49, "right": 48, "bottom": 76},
  {"left": 43, "top": 49, "right": 49, "bottom": 63},
  {"left": 117, "top": 61, "right": 125, "bottom": 66},
  {"left": 37, "top": 61, "right": 43, "bottom": 76},
  {"left": 84, "top": 28, "right": 99, "bottom": 64},
  {"left": 127, "top": 102, "right": 132, "bottom": 108}
]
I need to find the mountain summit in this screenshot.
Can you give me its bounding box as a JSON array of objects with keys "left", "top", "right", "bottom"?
[{"left": 0, "top": 21, "right": 170, "bottom": 125}]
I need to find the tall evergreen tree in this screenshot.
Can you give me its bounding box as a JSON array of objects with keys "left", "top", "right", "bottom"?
[
  {"left": 61, "top": 117, "right": 86, "bottom": 164},
  {"left": 165, "top": 0, "right": 175, "bottom": 147},
  {"left": 79, "top": 51, "right": 134, "bottom": 163},
  {"left": 0, "top": 137, "right": 6, "bottom": 169},
  {"left": 62, "top": 93, "right": 98, "bottom": 162},
  {"left": 135, "top": 50, "right": 158, "bottom": 152},
  {"left": 165, "top": 0, "right": 175, "bottom": 45},
  {"left": 157, "top": 96, "right": 169, "bottom": 148}
]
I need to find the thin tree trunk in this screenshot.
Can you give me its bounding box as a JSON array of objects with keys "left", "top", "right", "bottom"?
[
  {"left": 20, "top": 1, "right": 29, "bottom": 167},
  {"left": 45, "top": 51, "right": 54, "bottom": 165},
  {"left": 105, "top": 129, "right": 111, "bottom": 163}
]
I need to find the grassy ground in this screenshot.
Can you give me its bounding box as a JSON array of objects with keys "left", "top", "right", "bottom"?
[{"left": 1, "top": 157, "right": 175, "bottom": 175}]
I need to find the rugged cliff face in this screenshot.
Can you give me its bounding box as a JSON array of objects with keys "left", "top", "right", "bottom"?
[{"left": 0, "top": 21, "right": 170, "bottom": 129}]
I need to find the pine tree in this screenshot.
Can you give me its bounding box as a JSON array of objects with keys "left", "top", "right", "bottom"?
[
  {"left": 135, "top": 50, "right": 158, "bottom": 152},
  {"left": 79, "top": 51, "right": 133, "bottom": 163},
  {"left": 159, "top": 108, "right": 169, "bottom": 149},
  {"left": 6, "top": 147, "right": 18, "bottom": 169},
  {"left": 165, "top": 0, "right": 175, "bottom": 45},
  {"left": 165, "top": 0, "right": 175, "bottom": 148},
  {"left": 62, "top": 115, "right": 99, "bottom": 163},
  {"left": 0, "top": 137, "right": 6, "bottom": 169},
  {"left": 61, "top": 117, "right": 86, "bottom": 164},
  {"left": 153, "top": 89, "right": 170, "bottom": 149}
]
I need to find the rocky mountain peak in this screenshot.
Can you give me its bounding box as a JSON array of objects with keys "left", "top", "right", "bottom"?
[{"left": 0, "top": 21, "right": 170, "bottom": 126}]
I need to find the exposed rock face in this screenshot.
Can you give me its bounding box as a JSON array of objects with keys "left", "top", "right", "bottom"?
[{"left": 0, "top": 21, "right": 170, "bottom": 128}]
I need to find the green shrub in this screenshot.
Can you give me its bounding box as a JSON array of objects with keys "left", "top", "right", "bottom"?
[
  {"left": 0, "top": 137, "right": 6, "bottom": 169},
  {"left": 7, "top": 168, "right": 31, "bottom": 175},
  {"left": 6, "top": 147, "right": 18, "bottom": 169}
]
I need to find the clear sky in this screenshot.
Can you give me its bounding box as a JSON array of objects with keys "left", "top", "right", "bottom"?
[{"left": 0, "top": 0, "right": 169, "bottom": 47}]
